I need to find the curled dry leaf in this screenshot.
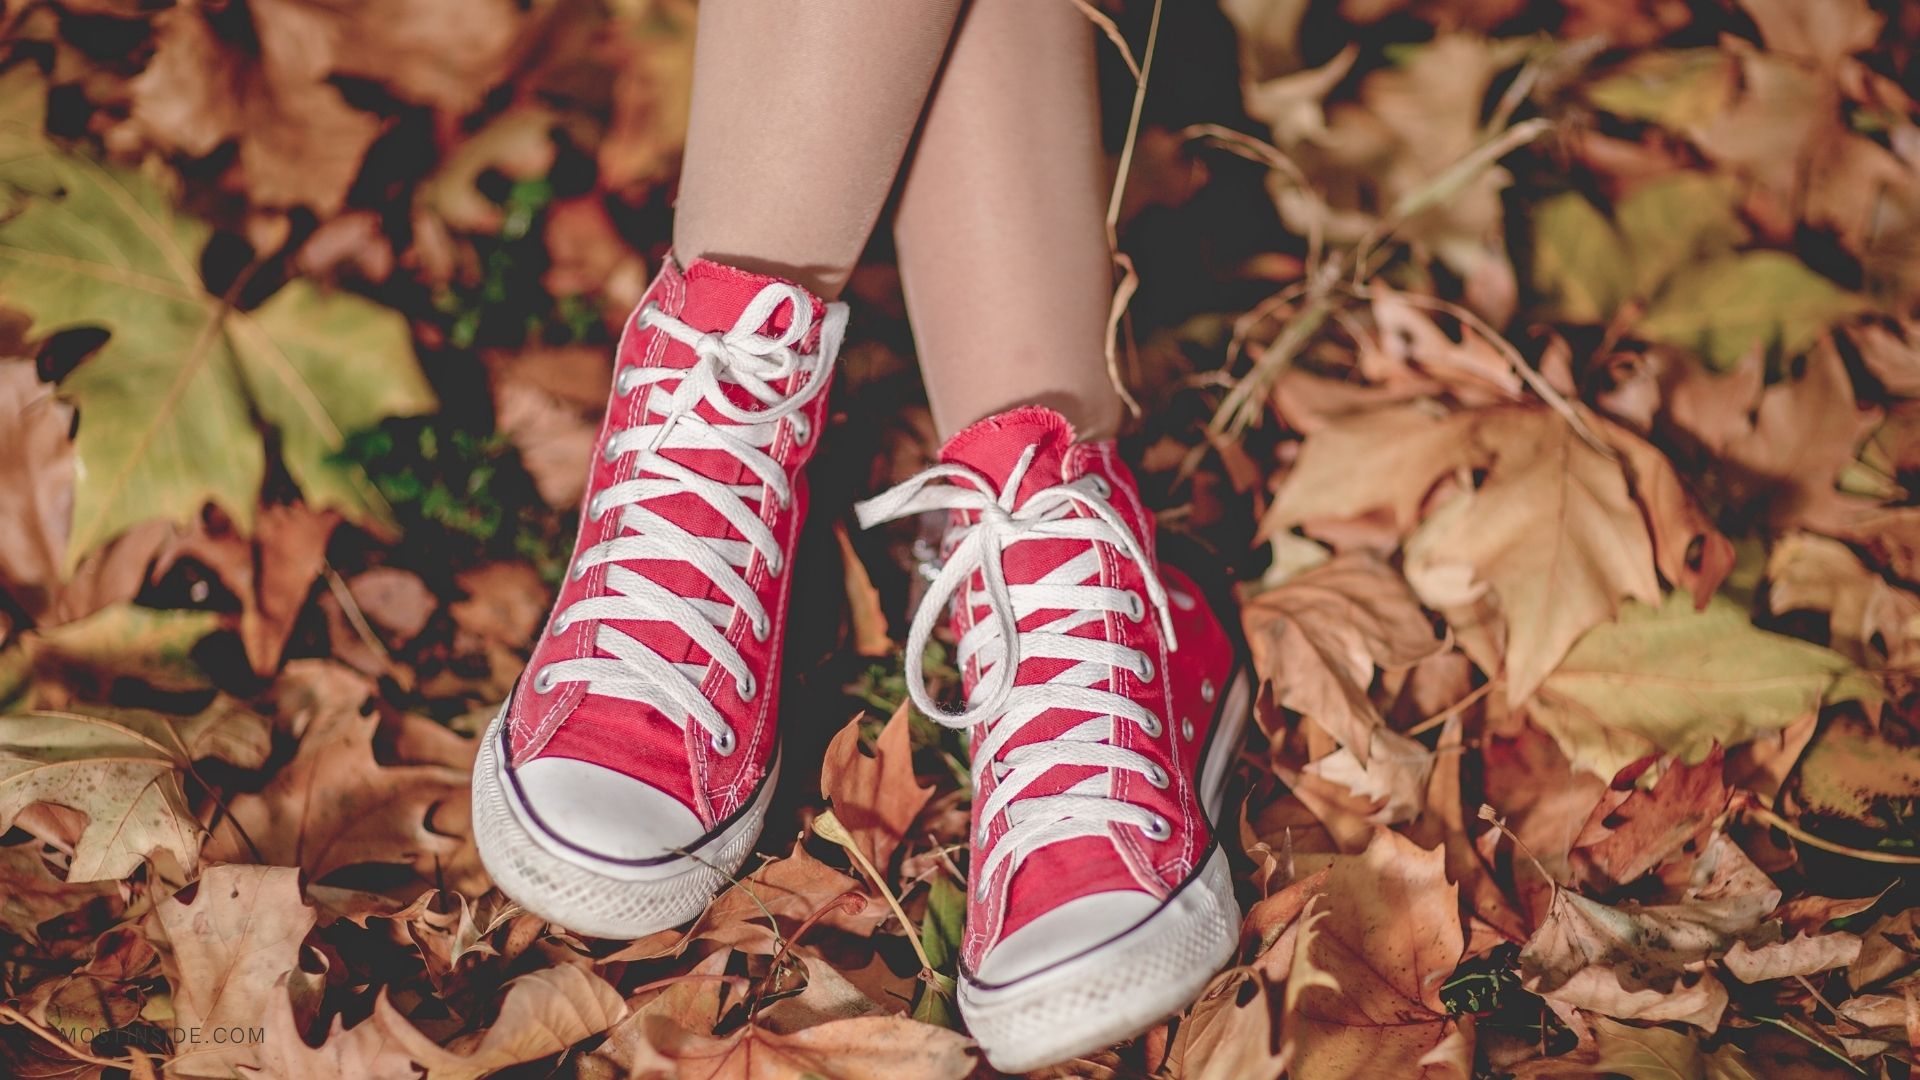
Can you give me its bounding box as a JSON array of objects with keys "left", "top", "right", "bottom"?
[
  {"left": 1241, "top": 553, "right": 1443, "bottom": 762},
  {"left": 245, "top": 963, "right": 625, "bottom": 1080},
  {"left": 1519, "top": 831, "right": 1779, "bottom": 1029}
]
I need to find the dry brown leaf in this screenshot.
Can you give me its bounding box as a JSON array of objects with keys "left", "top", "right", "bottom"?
[
  {"left": 150, "top": 864, "right": 317, "bottom": 1077},
  {"left": 621, "top": 1014, "right": 976, "bottom": 1080},
  {"left": 1284, "top": 830, "right": 1473, "bottom": 1078},
  {"left": 1520, "top": 832, "right": 1778, "bottom": 1029},
  {"left": 1724, "top": 337, "right": 1882, "bottom": 529},
  {"left": 1265, "top": 404, "right": 1475, "bottom": 541},
  {"left": 820, "top": 707, "right": 932, "bottom": 873},
  {"left": 1722, "top": 931, "right": 1862, "bottom": 983},
  {"left": 159, "top": 503, "right": 338, "bottom": 674},
  {"left": 1242, "top": 554, "right": 1442, "bottom": 763},
  {"left": 1597, "top": 417, "right": 1735, "bottom": 603},
  {"left": 1571, "top": 750, "right": 1730, "bottom": 890},
  {"left": 485, "top": 345, "right": 615, "bottom": 511},
  {"left": 202, "top": 701, "right": 470, "bottom": 882},
  {"left": 1768, "top": 532, "right": 1920, "bottom": 667},
  {"left": 1406, "top": 406, "right": 1661, "bottom": 705},
  {"left": 347, "top": 566, "right": 437, "bottom": 646},
  {"left": 246, "top": 964, "right": 624, "bottom": 1080},
  {"left": 449, "top": 562, "right": 550, "bottom": 651}
]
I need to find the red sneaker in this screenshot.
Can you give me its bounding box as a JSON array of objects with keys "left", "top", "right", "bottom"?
[
  {"left": 856, "top": 406, "right": 1251, "bottom": 1071},
  {"left": 472, "top": 257, "right": 846, "bottom": 938}
]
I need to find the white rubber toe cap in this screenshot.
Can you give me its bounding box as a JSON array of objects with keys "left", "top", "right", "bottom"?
[
  {"left": 512, "top": 756, "right": 704, "bottom": 861},
  {"left": 972, "top": 890, "right": 1162, "bottom": 986}
]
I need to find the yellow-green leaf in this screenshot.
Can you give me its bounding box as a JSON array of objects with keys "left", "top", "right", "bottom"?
[
  {"left": 1532, "top": 192, "right": 1631, "bottom": 323},
  {"left": 26, "top": 604, "right": 219, "bottom": 692},
  {"left": 1640, "top": 253, "right": 1866, "bottom": 370},
  {"left": 1616, "top": 173, "right": 1747, "bottom": 298},
  {"left": 0, "top": 84, "right": 435, "bottom": 573},
  {"left": 1586, "top": 49, "right": 1738, "bottom": 130},
  {"left": 1528, "top": 592, "right": 1865, "bottom": 778}
]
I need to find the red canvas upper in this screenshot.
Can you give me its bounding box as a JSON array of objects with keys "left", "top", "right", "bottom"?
[
  {"left": 934, "top": 408, "right": 1236, "bottom": 968},
  {"left": 506, "top": 257, "right": 835, "bottom": 827}
]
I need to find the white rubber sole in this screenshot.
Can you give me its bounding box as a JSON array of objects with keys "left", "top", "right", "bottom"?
[
  {"left": 960, "top": 668, "right": 1253, "bottom": 1073},
  {"left": 470, "top": 706, "right": 775, "bottom": 939}
]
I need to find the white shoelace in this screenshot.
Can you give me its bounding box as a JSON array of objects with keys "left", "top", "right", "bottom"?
[
  {"left": 535, "top": 282, "right": 846, "bottom": 754},
  {"left": 855, "top": 449, "right": 1180, "bottom": 897}
]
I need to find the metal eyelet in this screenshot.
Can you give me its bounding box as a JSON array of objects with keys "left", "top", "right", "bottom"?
[
  {"left": 1142, "top": 814, "right": 1172, "bottom": 841},
  {"left": 1135, "top": 654, "right": 1156, "bottom": 683},
  {"left": 751, "top": 617, "right": 770, "bottom": 643},
  {"left": 569, "top": 562, "right": 587, "bottom": 582},
  {"left": 737, "top": 671, "right": 757, "bottom": 702},
  {"left": 1086, "top": 474, "right": 1111, "bottom": 499},
  {"left": 1141, "top": 714, "right": 1164, "bottom": 739},
  {"left": 790, "top": 415, "right": 811, "bottom": 446},
  {"left": 1124, "top": 591, "right": 1145, "bottom": 622},
  {"left": 532, "top": 666, "right": 557, "bottom": 693},
  {"left": 1179, "top": 717, "right": 1195, "bottom": 741},
  {"left": 615, "top": 368, "right": 639, "bottom": 396},
  {"left": 602, "top": 440, "right": 620, "bottom": 463},
  {"left": 710, "top": 727, "right": 737, "bottom": 755},
  {"left": 1200, "top": 678, "right": 1216, "bottom": 704},
  {"left": 1146, "top": 762, "right": 1170, "bottom": 789},
  {"left": 766, "top": 555, "right": 784, "bottom": 576}
]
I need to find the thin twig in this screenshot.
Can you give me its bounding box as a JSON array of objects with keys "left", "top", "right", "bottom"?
[{"left": 1747, "top": 804, "right": 1920, "bottom": 866}]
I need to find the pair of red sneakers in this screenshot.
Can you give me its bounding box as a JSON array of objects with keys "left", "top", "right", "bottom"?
[{"left": 470, "top": 258, "right": 1250, "bottom": 1070}]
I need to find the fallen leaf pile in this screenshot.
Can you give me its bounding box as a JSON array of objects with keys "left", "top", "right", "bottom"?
[{"left": 2, "top": 0, "right": 1919, "bottom": 1076}]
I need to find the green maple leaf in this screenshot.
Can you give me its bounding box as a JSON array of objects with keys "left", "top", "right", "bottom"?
[{"left": 0, "top": 69, "right": 435, "bottom": 573}]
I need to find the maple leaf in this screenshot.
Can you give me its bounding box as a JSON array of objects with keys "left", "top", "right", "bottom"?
[
  {"left": 0, "top": 705, "right": 268, "bottom": 882},
  {"left": 623, "top": 1014, "right": 978, "bottom": 1080},
  {"left": 245, "top": 963, "right": 625, "bottom": 1079},
  {"left": 1265, "top": 403, "right": 1477, "bottom": 540},
  {"left": 202, "top": 699, "right": 470, "bottom": 882},
  {"left": 149, "top": 864, "right": 317, "bottom": 1077},
  {"left": 1527, "top": 592, "right": 1862, "bottom": 779},
  {"left": 1282, "top": 830, "right": 1473, "bottom": 1078},
  {"left": 0, "top": 75, "right": 436, "bottom": 573},
  {"left": 821, "top": 707, "right": 935, "bottom": 873},
  {"left": 1406, "top": 405, "right": 1661, "bottom": 706},
  {"left": 1640, "top": 253, "right": 1866, "bottom": 372}
]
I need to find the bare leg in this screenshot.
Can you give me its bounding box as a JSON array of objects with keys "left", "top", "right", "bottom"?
[
  {"left": 895, "top": 0, "right": 1120, "bottom": 441},
  {"left": 672, "top": 0, "right": 963, "bottom": 299}
]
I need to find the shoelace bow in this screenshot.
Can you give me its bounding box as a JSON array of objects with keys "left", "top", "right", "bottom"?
[
  {"left": 855, "top": 448, "right": 1181, "bottom": 898},
  {"left": 535, "top": 282, "right": 846, "bottom": 754}
]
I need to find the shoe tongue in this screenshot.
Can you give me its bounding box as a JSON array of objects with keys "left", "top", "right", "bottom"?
[
  {"left": 677, "top": 258, "right": 827, "bottom": 348},
  {"left": 938, "top": 405, "right": 1078, "bottom": 506}
]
